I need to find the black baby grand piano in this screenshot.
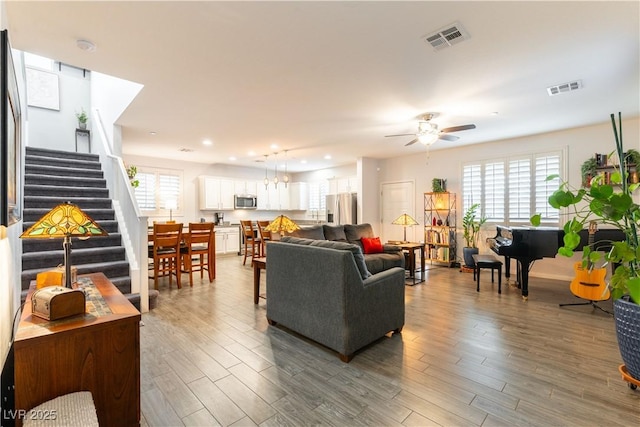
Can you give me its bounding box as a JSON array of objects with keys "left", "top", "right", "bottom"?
[
  {"left": 488, "top": 226, "right": 563, "bottom": 299},
  {"left": 488, "top": 225, "right": 626, "bottom": 299}
]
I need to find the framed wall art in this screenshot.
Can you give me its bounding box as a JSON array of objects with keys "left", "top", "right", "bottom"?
[
  {"left": 1, "top": 30, "right": 22, "bottom": 226},
  {"left": 26, "top": 67, "right": 59, "bottom": 111}
]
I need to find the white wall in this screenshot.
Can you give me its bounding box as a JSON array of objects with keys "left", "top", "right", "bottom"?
[
  {"left": 26, "top": 63, "right": 90, "bottom": 152},
  {"left": 378, "top": 117, "right": 640, "bottom": 281}
]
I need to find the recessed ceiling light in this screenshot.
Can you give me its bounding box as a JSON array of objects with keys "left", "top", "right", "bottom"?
[
  {"left": 76, "top": 39, "right": 96, "bottom": 52},
  {"left": 248, "top": 150, "right": 256, "bottom": 156},
  {"left": 270, "top": 144, "right": 279, "bottom": 150},
  {"left": 228, "top": 156, "right": 237, "bottom": 161},
  {"left": 490, "top": 112, "right": 499, "bottom": 116},
  {"left": 202, "top": 139, "right": 212, "bottom": 146},
  {"left": 301, "top": 159, "right": 307, "bottom": 164},
  {"left": 149, "top": 131, "right": 157, "bottom": 136},
  {"left": 324, "top": 154, "right": 332, "bottom": 160}
]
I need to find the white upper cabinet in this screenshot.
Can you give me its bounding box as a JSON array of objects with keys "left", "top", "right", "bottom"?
[
  {"left": 288, "top": 182, "right": 309, "bottom": 210},
  {"left": 199, "top": 176, "right": 235, "bottom": 210},
  {"left": 234, "top": 180, "right": 258, "bottom": 195}
]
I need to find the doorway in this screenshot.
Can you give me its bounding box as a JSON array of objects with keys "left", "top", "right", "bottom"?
[{"left": 380, "top": 181, "right": 416, "bottom": 243}]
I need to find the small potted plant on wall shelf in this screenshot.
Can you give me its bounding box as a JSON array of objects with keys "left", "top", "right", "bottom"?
[
  {"left": 580, "top": 157, "right": 597, "bottom": 187},
  {"left": 76, "top": 109, "right": 88, "bottom": 129}
]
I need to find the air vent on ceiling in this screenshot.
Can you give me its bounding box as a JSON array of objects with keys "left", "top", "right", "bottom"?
[
  {"left": 179, "top": 148, "right": 194, "bottom": 152},
  {"left": 424, "top": 22, "right": 470, "bottom": 51},
  {"left": 547, "top": 80, "right": 583, "bottom": 96}
]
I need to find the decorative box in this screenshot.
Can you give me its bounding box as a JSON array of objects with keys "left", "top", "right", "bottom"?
[{"left": 31, "top": 286, "right": 86, "bottom": 321}]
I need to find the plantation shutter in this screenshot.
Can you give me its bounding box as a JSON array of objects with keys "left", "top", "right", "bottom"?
[
  {"left": 134, "top": 172, "right": 156, "bottom": 210},
  {"left": 484, "top": 162, "right": 505, "bottom": 222},
  {"left": 508, "top": 158, "right": 531, "bottom": 222},
  {"left": 535, "top": 154, "right": 561, "bottom": 223}
]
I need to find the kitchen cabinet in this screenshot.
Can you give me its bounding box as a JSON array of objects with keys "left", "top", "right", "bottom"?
[
  {"left": 234, "top": 180, "right": 258, "bottom": 195},
  {"left": 216, "top": 226, "right": 240, "bottom": 254},
  {"left": 257, "top": 184, "right": 289, "bottom": 210},
  {"left": 288, "top": 182, "right": 309, "bottom": 210},
  {"left": 328, "top": 175, "right": 357, "bottom": 195},
  {"left": 199, "top": 176, "right": 235, "bottom": 210}
]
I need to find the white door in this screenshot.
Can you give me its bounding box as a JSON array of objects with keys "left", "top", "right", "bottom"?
[{"left": 381, "top": 181, "right": 415, "bottom": 243}]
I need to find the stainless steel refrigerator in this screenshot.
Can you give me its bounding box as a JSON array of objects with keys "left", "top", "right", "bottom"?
[{"left": 326, "top": 193, "right": 357, "bottom": 225}]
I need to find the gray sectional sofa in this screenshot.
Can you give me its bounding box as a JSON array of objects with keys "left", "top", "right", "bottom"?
[
  {"left": 265, "top": 223, "right": 406, "bottom": 362},
  {"left": 289, "top": 223, "right": 405, "bottom": 274}
]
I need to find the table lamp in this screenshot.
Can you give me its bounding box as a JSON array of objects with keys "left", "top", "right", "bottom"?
[
  {"left": 264, "top": 215, "right": 300, "bottom": 236},
  {"left": 20, "top": 202, "right": 108, "bottom": 288},
  {"left": 392, "top": 213, "right": 419, "bottom": 243}
]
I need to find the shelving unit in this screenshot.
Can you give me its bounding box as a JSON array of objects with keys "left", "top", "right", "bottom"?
[
  {"left": 587, "top": 152, "right": 639, "bottom": 186},
  {"left": 424, "top": 192, "right": 456, "bottom": 267}
]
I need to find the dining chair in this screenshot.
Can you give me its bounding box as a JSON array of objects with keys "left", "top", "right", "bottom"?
[
  {"left": 257, "top": 220, "right": 272, "bottom": 257},
  {"left": 151, "top": 222, "right": 183, "bottom": 289},
  {"left": 182, "top": 222, "right": 215, "bottom": 286},
  {"left": 241, "top": 220, "right": 261, "bottom": 265}
]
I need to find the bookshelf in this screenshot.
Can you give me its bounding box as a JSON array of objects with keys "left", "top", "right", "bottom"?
[{"left": 424, "top": 192, "right": 456, "bottom": 267}]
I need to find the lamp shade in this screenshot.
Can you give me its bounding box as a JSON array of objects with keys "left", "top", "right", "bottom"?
[
  {"left": 264, "top": 215, "right": 300, "bottom": 234},
  {"left": 392, "top": 214, "right": 419, "bottom": 227},
  {"left": 20, "top": 202, "right": 108, "bottom": 289},
  {"left": 21, "top": 202, "right": 108, "bottom": 239}
]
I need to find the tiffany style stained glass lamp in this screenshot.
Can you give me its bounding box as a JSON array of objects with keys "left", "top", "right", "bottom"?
[
  {"left": 20, "top": 202, "right": 108, "bottom": 288},
  {"left": 264, "top": 214, "right": 300, "bottom": 236}
]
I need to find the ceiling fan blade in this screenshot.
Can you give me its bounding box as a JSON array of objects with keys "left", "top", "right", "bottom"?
[
  {"left": 440, "top": 124, "right": 476, "bottom": 133},
  {"left": 385, "top": 133, "right": 417, "bottom": 137},
  {"left": 404, "top": 138, "right": 419, "bottom": 146},
  {"left": 439, "top": 134, "right": 459, "bottom": 142}
]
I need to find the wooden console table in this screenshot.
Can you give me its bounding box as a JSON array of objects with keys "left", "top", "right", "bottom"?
[{"left": 14, "top": 273, "right": 141, "bottom": 427}]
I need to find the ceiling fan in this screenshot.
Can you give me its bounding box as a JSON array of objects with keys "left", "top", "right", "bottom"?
[{"left": 385, "top": 113, "right": 476, "bottom": 146}]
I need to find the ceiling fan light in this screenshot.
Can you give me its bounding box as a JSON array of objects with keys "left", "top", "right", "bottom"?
[{"left": 418, "top": 133, "right": 438, "bottom": 145}]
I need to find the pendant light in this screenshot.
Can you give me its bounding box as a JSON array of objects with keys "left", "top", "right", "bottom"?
[
  {"left": 263, "top": 155, "right": 269, "bottom": 189},
  {"left": 283, "top": 150, "right": 289, "bottom": 188},
  {"left": 273, "top": 152, "right": 279, "bottom": 188}
]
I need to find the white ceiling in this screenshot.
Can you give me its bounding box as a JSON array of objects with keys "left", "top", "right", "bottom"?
[{"left": 6, "top": 1, "right": 640, "bottom": 172}]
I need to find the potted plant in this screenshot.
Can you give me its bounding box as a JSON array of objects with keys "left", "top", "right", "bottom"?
[
  {"left": 625, "top": 149, "right": 640, "bottom": 184},
  {"left": 126, "top": 165, "right": 139, "bottom": 188},
  {"left": 580, "top": 156, "right": 597, "bottom": 187},
  {"left": 432, "top": 178, "right": 446, "bottom": 193},
  {"left": 76, "top": 108, "right": 88, "bottom": 129},
  {"left": 462, "top": 203, "right": 487, "bottom": 267},
  {"left": 531, "top": 112, "right": 640, "bottom": 387}
]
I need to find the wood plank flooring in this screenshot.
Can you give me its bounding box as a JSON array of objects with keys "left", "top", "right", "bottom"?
[{"left": 140, "top": 256, "right": 640, "bottom": 426}]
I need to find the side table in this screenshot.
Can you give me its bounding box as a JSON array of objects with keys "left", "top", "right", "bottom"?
[{"left": 388, "top": 242, "right": 425, "bottom": 286}]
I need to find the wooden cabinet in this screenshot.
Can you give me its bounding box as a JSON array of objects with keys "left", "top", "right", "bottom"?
[
  {"left": 199, "top": 176, "right": 234, "bottom": 210},
  {"left": 216, "top": 226, "right": 240, "bottom": 254},
  {"left": 14, "top": 273, "right": 140, "bottom": 427},
  {"left": 424, "top": 192, "right": 457, "bottom": 267}
]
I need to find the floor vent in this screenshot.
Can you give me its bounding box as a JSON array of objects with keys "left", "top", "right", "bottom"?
[
  {"left": 424, "top": 22, "right": 470, "bottom": 51},
  {"left": 547, "top": 80, "right": 583, "bottom": 96}
]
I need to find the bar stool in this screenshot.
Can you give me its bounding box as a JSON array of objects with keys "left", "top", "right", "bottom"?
[
  {"left": 241, "top": 220, "right": 261, "bottom": 265},
  {"left": 472, "top": 254, "right": 503, "bottom": 294}
]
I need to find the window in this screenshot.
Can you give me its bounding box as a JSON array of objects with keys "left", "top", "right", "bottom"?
[
  {"left": 133, "top": 167, "right": 183, "bottom": 216},
  {"left": 462, "top": 150, "right": 561, "bottom": 225}
]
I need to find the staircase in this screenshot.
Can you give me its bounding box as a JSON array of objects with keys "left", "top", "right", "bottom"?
[{"left": 21, "top": 147, "right": 141, "bottom": 310}]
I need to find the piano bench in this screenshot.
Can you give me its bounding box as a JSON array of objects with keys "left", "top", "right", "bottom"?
[{"left": 472, "top": 254, "right": 503, "bottom": 294}]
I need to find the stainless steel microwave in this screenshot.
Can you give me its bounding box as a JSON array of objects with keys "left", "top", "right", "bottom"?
[{"left": 234, "top": 194, "right": 257, "bottom": 209}]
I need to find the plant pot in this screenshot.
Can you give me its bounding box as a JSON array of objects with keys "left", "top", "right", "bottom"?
[
  {"left": 78, "top": 122, "right": 87, "bottom": 130},
  {"left": 614, "top": 297, "right": 640, "bottom": 382},
  {"left": 463, "top": 247, "right": 478, "bottom": 268}
]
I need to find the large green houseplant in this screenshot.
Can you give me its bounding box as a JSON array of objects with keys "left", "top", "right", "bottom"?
[
  {"left": 462, "top": 203, "right": 487, "bottom": 267},
  {"left": 531, "top": 112, "right": 640, "bottom": 384}
]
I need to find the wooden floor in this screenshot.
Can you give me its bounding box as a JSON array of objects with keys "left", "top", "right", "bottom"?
[{"left": 140, "top": 256, "right": 640, "bottom": 426}]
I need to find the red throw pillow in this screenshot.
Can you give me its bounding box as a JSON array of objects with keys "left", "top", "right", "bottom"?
[{"left": 361, "top": 237, "right": 383, "bottom": 254}]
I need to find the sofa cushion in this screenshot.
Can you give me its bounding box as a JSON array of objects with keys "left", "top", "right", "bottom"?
[
  {"left": 344, "top": 223, "right": 374, "bottom": 251},
  {"left": 323, "top": 225, "right": 347, "bottom": 241},
  {"left": 290, "top": 225, "right": 325, "bottom": 240},
  {"left": 280, "top": 236, "right": 315, "bottom": 245},
  {"left": 308, "top": 240, "right": 372, "bottom": 279},
  {"left": 361, "top": 237, "right": 383, "bottom": 254},
  {"left": 365, "top": 252, "right": 405, "bottom": 275}
]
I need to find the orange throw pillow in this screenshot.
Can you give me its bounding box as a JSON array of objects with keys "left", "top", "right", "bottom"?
[{"left": 361, "top": 237, "right": 383, "bottom": 254}]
